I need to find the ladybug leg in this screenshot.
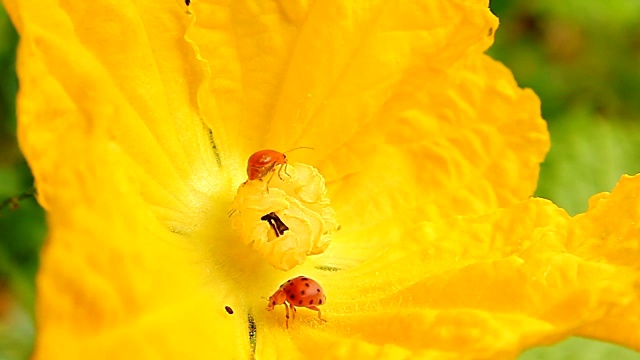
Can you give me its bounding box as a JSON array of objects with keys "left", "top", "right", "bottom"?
[
  {"left": 291, "top": 305, "right": 297, "bottom": 320},
  {"left": 284, "top": 302, "right": 290, "bottom": 328},
  {"left": 307, "top": 306, "right": 327, "bottom": 323}
]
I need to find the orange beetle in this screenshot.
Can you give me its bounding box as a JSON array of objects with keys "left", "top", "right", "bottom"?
[
  {"left": 247, "top": 149, "right": 288, "bottom": 182},
  {"left": 267, "top": 276, "right": 327, "bottom": 328},
  {"left": 246, "top": 147, "right": 313, "bottom": 185}
]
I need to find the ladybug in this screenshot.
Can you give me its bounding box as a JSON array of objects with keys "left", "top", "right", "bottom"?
[{"left": 266, "top": 276, "right": 327, "bottom": 328}]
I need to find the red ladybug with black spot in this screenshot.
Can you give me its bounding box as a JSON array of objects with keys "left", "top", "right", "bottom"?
[{"left": 266, "top": 276, "right": 327, "bottom": 328}]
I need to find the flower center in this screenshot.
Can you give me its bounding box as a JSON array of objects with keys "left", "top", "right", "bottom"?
[{"left": 230, "top": 163, "right": 338, "bottom": 271}]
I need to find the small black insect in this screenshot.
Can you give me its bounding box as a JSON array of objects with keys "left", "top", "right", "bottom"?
[
  {"left": 225, "top": 306, "right": 234, "bottom": 315},
  {"left": 260, "top": 212, "right": 290, "bottom": 237}
]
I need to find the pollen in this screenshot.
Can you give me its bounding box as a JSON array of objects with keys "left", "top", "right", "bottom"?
[{"left": 230, "top": 163, "right": 338, "bottom": 271}]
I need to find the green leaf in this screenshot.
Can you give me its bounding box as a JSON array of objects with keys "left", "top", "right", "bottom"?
[
  {"left": 535, "top": 109, "right": 640, "bottom": 215},
  {"left": 519, "top": 337, "right": 640, "bottom": 360}
]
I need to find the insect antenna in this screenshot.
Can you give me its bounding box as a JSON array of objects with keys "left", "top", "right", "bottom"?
[{"left": 283, "top": 146, "right": 314, "bottom": 154}]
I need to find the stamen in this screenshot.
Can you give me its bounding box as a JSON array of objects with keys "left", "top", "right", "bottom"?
[{"left": 231, "top": 163, "right": 339, "bottom": 271}]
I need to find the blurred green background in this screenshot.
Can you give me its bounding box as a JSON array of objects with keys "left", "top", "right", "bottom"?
[
  {"left": 0, "top": 3, "right": 44, "bottom": 360},
  {"left": 0, "top": 1, "right": 639, "bottom": 359}
]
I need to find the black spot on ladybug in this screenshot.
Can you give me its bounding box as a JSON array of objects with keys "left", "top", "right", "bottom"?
[
  {"left": 272, "top": 301, "right": 275, "bottom": 305},
  {"left": 316, "top": 289, "right": 320, "bottom": 292},
  {"left": 305, "top": 283, "right": 310, "bottom": 287},
  {"left": 301, "top": 290, "right": 306, "bottom": 295},
  {"left": 298, "top": 300, "right": 303, "bottom": 305},
  {"left": 289, "top": 294, "right": 295, "bottom": 300},
  {"left": 225, "top": 306, "right": 234, "bottom": 314},
  {"left": 310, "top": 299, "right": 314, "bottom": 305},
  {"left": 301, "top": 277, "right": 309, "bottom": 281},
  {"left": 319, "top": 299, "right": 323, "bottom": 304}
]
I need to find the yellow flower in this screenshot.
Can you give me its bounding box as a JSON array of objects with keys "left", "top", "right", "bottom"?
[{"left": 4, "top": 0, "right": 639, "bottom": 359}]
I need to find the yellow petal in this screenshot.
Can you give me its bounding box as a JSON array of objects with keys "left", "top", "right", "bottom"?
[
  {"left": 301, "top": 310, "right": 552, "bottom": 359},
  {"left": 565, "top": 174, "right": 640, "bottom": 349},
  {"left": 12, "top": 0, "right": 228, "bottom": 230},
  {"left": 310, "top": 185, "right": 639, "bottom": 357},
  {"left": 189, "top": 0, "right": 495, "bottom": 150},
  {"left": 32, "top": 131, "right": 250, "bottom": 358},
  {"left": 5, "top": 0, "right": 247, "bottom": 357},
  {"left": 323, "top": 53, "right": 548, "bottom": 237},
  {"left": 566, "top": 174, "right": 640, "bottom": 267},
  {"left": 187, "top": 0, "right": 548, "bottom": 264}
]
